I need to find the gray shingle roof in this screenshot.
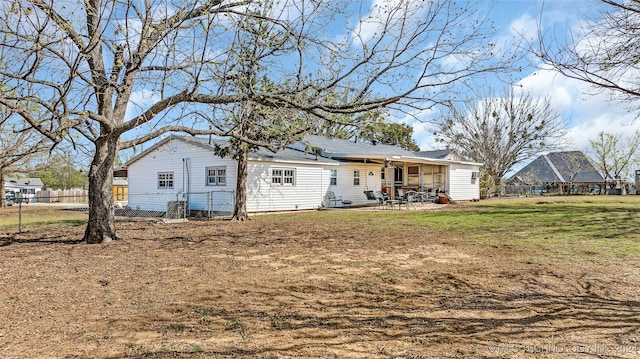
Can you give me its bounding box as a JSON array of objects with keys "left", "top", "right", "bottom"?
[
  {"left": 293, "top": 134, "right": 417, "bottom": 158},
  {"left": 127, "top": 135, "right": 341, "bottom": 166},
  {"left": 509, "top": 151, "right": 604, "bottom": 184},
  {"left": 127, "top": 134, "right": 486, "bottom": 168},
  {"left": 414, "top": 149, "right": 453, "bottom": 160}
]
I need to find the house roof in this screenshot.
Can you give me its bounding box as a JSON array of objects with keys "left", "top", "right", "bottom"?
[
  {"left": 113, "top": 167, "right": 128, "bottom": 178},
  {"left": 5, "top": 177, "right": 44, "bottom": 188},
  {"left": 413, "top": 149, "right": 464, "bottom": 161},
  {"left": 415, "top": 149, "right": 450, "bottom": 159},
  {"left": 294, "top": 135, "right": 482, "bottom": 166},
  {"left": 508, "top": 151, "right": 604, "bottom": 184},
  {"left": 293, "top": 134, "right": 419, "bottom": 158},
  {"left": 126, "top": 135, "right": 341, "bottom": 167},
  {"left": 127, "top": 134, "right": 483, "bottom": 168}
]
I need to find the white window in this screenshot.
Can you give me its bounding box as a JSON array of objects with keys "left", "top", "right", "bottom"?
[
  {"left": 158, "top": 172, "right": 174, "bottom": 189},
  {"left": 206, "top": 167, "right": 226, "bottom": 186},
  {"left": 353, "top": 170, "right": 360, "bottom": 186},
  {"left": 272, "top": 168, "right": 295, "bottom": 186},
  {"left": 330, "top": 169, "right": 337, "bottom": 186},
  {"left": 284, "top": 169, "right": 295, "bottom": 185}
]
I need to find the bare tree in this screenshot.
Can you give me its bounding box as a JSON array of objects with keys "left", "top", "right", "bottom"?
[
  {"left": 435, "top": 88, "right": 567, "bottom": 198},
  {"left": 0, "top": 107, "right": 49, "bottom": 207},
  {"left": 0, "top": 0, "right": 509, "bottom": 242},
  {"left": 535, "top": 0, "right": 640, "bottom": 113},
  {"left": 588, "top": 130, "right": 640, "bottom": 193},
  {"left": 559, "top": 152, "right": 586, "bottom": 195},
  {"left": 311, "top": 110, "right": 420, "bottom": 151}
]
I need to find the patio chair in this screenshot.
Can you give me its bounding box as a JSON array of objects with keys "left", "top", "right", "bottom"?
[
  {"left": 398, "top": 191, "right": 417, "bottom": 210},
  {"left": 326, "top": 191, "right": 353, "bottom": 208},
  {"left": 373, "top": 190, "right": 398, "bottom": 209},
  {"left": 372, "top": 190, "right": 387, "bottom": 209},
  {"left": 364, "top": 190, "right": 377, "bottom": 201},
  {"left": 413, "top": 191, "right": 428, "bottom": 205}
]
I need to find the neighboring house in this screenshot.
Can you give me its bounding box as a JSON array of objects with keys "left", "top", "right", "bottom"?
[
  {"left": 4, "top": 177, "right": 44, "bottom": 203},
  {"left": 126, "top": 134, "right": 481, "bottom": 214},
  {"left": 113, "top": 179, "right": 128, "bottom": 202},
  {"left": 113, "top": 167, "right": 128, "bottom": 203},
  {"left": 506, "top": 151, "right": 605, "bottom": 194}
]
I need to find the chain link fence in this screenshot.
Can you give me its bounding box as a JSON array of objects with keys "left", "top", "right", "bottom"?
[
  {"left": 4, "top": 189, "right": 235, "bottom": 219},
  {"left": 124, "top": 190, "right": 235, "bottom": 219},
  {"left": 501, "top": 183, "right": 637, "bottom": 197},
  {"left": 1, "top": 190, "right": 237, "bottom": 236}
]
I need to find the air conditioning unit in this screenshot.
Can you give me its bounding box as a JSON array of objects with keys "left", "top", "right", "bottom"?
[{"left": 167, "top": 200, "right": 188, "bottom": 219}]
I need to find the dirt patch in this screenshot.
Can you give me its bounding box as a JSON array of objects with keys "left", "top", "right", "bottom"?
[{"left": 1, "top": 212, "right": 639, "bottom": 358}]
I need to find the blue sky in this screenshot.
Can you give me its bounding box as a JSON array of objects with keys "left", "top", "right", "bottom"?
[
  {"left": 114, "top": 0, "right": 638, "bottom": 162},
  {"left": 410, "top": 0, "right": 640, "bottom": 153}
]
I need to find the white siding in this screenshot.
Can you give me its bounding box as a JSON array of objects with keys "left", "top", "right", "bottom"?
[
  {"left": 128, "top": 137, "right": 339, "bottom": 213},
  {"left": 129, "top": 137, "right": 413, "bottom": 212},
  {"left": 325, "top": 163, "right": 381, "bottom": 207},
  {"left": 447, "top": 164, "right": 480, "bottom": 201},
  {"left": 245, "top": 162, "right": 328, "bottom": 212},
  {"left": 128, "top": 139, "right": 238, "bottom": 212}
]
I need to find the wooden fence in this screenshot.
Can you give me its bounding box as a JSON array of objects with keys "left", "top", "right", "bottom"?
[{"left": 36, "top": 190, "right": 88, "bottom": 203}]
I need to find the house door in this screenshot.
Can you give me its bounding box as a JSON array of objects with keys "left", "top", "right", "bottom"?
[
  {"left": 394, "top": 165, "right": 403, "bottom": 195},
  {"left": 366, "top": 170, "right": 376, "bottom": 190}
]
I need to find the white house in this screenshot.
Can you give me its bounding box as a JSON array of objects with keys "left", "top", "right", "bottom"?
[
  {"left": 126, "top": 135, "right": 481, "bottom": 215},
  {"left": 4, "top": 177, "right": 44, "bottom": 203}
]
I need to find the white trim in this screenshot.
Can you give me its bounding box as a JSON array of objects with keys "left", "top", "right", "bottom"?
[
  {"left": 543, "top": 155, "right": 566, "bottom": 182},
  {"left": 157, "top": 172, "right": 174, "bottom": 189}
]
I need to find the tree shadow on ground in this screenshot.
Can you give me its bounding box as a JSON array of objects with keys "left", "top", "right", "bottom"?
[
  {"left": 0, "top": 233, "right": 84, "bottom": 246},
  {"left": 115, "top": 274, "right": 640, "bottom": 358}
]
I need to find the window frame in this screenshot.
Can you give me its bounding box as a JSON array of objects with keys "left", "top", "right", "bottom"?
[
  {"left": 353, "top": 170, "right": 360, "bottom": 186},
  {"left": 158, "top": 172, "right": 174, "bottom": 189},
  {"left": 206, "top": 166, "right": 227, "bottom": 186},
  {"left": 329, "top": 169, "right": 337, "bottom": 186},
  {"left": 272, "top": 168, "right": 296, "bottom": 186}
]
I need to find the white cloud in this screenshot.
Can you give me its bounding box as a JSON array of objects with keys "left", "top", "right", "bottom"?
[
  {"left": 125, "top": 90, "right": 161, "bottom": 121},
  {"left": 516, "top": 66, "right": 640, "bottom": 151},
  {"left": 369, "top": 0, "right": 639, "bottom": 158},
  {"left": 393, "top": 108, "right": 442, "bottom": 150},
  {"left": 516, "top": 66, "right": 574, "bottom": 111},
  {"left": 508, "top": 12, "right": 537, "bottom": 43},
  {"left": 353, "top": 0, "right": 426, "bottom": 44}
]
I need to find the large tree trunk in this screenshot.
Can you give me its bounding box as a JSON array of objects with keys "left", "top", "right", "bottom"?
[
  {"left": 232, "top": 147, "right": 249, "bottom": 221},
  {"left": 83, "top": 135, "right": 119, "bottom": 244},
  {"left": 480, "top": 172, "right": 496, "bottom": 199}
]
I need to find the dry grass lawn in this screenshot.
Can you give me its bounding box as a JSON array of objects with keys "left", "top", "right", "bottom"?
[{"left": 1, "top": 197, "right": 639, "bottom": 358}]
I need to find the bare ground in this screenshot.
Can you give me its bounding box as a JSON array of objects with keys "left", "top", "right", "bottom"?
[{"left": 1, "top": 207, "right": 639, "bottom": 358}]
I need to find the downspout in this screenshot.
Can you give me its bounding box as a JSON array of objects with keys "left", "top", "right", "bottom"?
[
  {"left": 182, "top": 158, "right": 191, "bottom": 217},
  {"left": 321, "top": 165, "right": 325, "bottom": 208},
  {"left": 185, "top": 158, "right": 191, "bottom": 214}
]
